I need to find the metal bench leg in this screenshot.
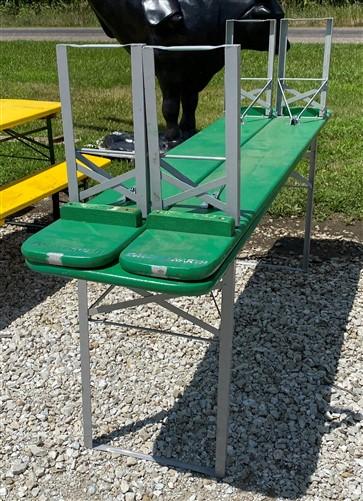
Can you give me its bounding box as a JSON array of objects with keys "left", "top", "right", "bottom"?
[
  {"left": 78, "top": 280, "right": 93, "bottom": 449},
  {"left": 303, "top": 138, "right": 317, "bottom": 272},
  {"left": 215, "top": 262, "right": 236, "bottom": 478}
]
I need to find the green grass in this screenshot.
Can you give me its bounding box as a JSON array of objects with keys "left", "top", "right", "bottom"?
[
  {"left": 0, "top": 1, "right": 97, "bottom": 27},
  {"left": 0, "top": 41, "right": 362, "bottom": 220},
  {"left": 0, "top": 1, "right": 362, "bottom": 27},
  {"left": 284, "top": 2, "right": 363, "bottom": 27}
]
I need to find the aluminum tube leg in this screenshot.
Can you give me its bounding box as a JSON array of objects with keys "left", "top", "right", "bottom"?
[
  {"left": 78, "top": 280, "right": 93, "bottom": 448},
  {"left": 215, "top": 263, "right": 236, "bottom": 478},
  {"left": 303, "top": 138, "right": 318, "bottom": 272}
]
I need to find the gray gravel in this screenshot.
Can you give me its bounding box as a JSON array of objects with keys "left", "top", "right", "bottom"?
[{"left": 1, "top": 205, "right": 362, "bottom": 500}]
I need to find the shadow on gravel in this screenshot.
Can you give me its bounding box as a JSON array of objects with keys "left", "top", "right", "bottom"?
[
  {"left": 82, "top": 236, "right": 362, "bottom": 498},
  {"left": 107, "top": 236, "right": 363, "bottom": 498},
  {"left": 0, "top": 218, "right": 68, "bottom": 331}
]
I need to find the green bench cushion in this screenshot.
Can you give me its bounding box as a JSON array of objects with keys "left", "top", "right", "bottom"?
[
  {"left": 22, "top": 203, "right": 143, "bottom": 269},
  {"left": 120, "top": 211, "right": 236, "bottom": 280}
]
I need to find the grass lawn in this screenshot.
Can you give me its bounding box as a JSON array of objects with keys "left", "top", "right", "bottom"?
[
  {"left": 1, "top": 1, "right": 362, "bottom": 27},
  {"left": 0, "top": 41, "right": 362, "bottom": 221}
]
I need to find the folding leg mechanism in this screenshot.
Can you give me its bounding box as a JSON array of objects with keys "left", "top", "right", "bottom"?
[{"left": 78, "top": 262, "right": 236, "bottom": 478}]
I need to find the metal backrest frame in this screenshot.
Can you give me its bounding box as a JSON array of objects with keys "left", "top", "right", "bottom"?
[
  {"left": 226, "top": 19, "right": 276, "bottom": 119},
  {"left": 276, "top": 18, "right": 333, "bottom": 123},
  {"left": 142, "top": 44, "right": 241, "bottom": 225},
  {"left": 56, "top": 43, "right": 150, "bottom": 217}
]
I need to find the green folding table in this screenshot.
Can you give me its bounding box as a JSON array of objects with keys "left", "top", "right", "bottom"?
[{"left": 22, "top": 18, "right": 333, "bottom": 478}]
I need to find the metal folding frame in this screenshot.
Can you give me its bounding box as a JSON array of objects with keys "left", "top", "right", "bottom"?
[
  {"left": 225, "top": 19, "right": 276, "bottom": 119},
  {"left": 77, "top": 261, "right": 236, "bottom": 478},
  {"left": 143, "top": 44, "right": 241, "bottom": 225},
  {"left": 56, "top": 43, "right": 150, "bottom": 217},
  {"left": 276, "top": 18, "right": 333, "bottom": 123},
  {"left": 272, "top": 18, "right": 332, "bottom": 271},
  {"left": 54, "top": 30, "right": 330, "bottom": 478}
]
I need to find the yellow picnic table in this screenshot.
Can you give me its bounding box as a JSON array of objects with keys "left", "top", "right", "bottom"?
[
  {"left": 0, "top": 99, "right": 110, "bottom": 226},
  {"left": 0, "top": 99, "right": 61, "bottom": 130}
]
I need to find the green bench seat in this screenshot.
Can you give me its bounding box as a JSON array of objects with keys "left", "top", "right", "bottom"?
[
  {"left": 22, "top": 203, "right": 143, "bottom": 269},
  {"left": 120, "top": 210, "right": 237, "bottom": 280},
  {"left": 23, "top": 110, "right": 329, "bottom": 295}
]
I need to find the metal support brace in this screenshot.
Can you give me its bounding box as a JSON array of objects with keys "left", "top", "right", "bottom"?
[
  {"left": 276, "top": 18, "right": 333, "bottom": 121},
  {"left": 76, "top": 262, "right": 236, "bottom": 477},
  {"left": 143, "top": 44, "right": 241, "bottom": 224},
  {"left": 226, "top": 19, "right": 276, "bottom": 119}
]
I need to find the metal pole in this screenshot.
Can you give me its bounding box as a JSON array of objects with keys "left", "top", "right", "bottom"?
[
  {"left": 225, "top": 20, "right": 235, "bottom": 44},
  {"left": 224, "top": 45, "right": 241, "bottom": 225},
  {"left": 215, "top": 262, "right": 236, "bottom": 478},
  {"left": 320, "top": 18, "right": 333, "bottom": 115},
  {"left": 131, "top": 44, "right": 149, "bottom": 218},
  {"left": 56, "top": 44, "right": 79, "bottom": 202},
  {"left": 143, "top": 46, "right": 163, "bottom": 210},
  {"left": 303, "top": 138, "right": 317, "bottom": 272},
  {"left": 46, "top": 117, "right": 56, "bottom": 165},
  {"left": 266, "top": 20, "right": 276, "bottom": 117},
  {"left": 78, "top": 280, "right": 93, "bottom": 449},
  {"left": 276, "top": 19, "right": 289, "bottom": 116}
]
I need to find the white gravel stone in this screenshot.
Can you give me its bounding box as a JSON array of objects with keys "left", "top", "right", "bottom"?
[
  {"left": 10, "top": 462, "right": 28, "bottom": 475},
  {"left": 29, "top": 445, "right": 47, "bottom": 457},
  {"left": 120, "top": 480, "right": 130, "bottom": 493}
]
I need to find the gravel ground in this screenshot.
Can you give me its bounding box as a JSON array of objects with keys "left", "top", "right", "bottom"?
[{"left": 1, "top": 204, "right": 362, "bottom": 501}]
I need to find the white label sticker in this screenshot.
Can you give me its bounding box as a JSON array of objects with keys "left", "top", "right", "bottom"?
[
  {"left": 151, "top": 265, "right": 167, "bottom": 277},
  {"left": 46, "top": 252, "right": 64, "bottom": 266}
]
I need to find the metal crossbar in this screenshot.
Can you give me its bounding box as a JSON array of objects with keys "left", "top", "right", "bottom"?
[{"left": 89, "top": 286, "right": 220, "bottom": 336}]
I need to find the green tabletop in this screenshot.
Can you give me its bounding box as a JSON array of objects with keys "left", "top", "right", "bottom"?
[{"left": 23, "top": 110, "right": 329, "bottom": 295}]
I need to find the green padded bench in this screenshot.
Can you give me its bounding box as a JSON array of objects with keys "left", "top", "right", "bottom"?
[
  {"left": 120, "top": 210, "right": 236, "bottom": 280},
  {"left": 22, "top": 202, "right": 143, "bottom": 268},
  {"left": 23, "top": 111, "right": 329, "bottom": 295}
]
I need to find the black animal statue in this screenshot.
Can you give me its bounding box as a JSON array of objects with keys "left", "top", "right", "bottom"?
[{"left": 88, "top": 0, "right": 287, "bottom": 141}]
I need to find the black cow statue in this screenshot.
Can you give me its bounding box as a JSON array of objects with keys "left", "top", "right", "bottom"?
[{"left": 88, "top": 0, "right": 287, "bottom": 142}]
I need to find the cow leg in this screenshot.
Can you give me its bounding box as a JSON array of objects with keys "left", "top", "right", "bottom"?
[
  {"left": 180, "top": 91, "right": 198, "bottom": 139},
  {"left": 162, "top": 92, "right": 181, "bottom": 141}
]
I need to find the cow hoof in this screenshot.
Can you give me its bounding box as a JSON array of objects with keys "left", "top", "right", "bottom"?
[
  {"left": 164, "top": 127, "right": 181, "bottom": 142},
  {"left": 181, "top": 129, "right": 197, "bottom": 140}
]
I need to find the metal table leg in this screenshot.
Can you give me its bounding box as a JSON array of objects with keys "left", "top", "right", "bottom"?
[
  {"left": 215, "top": 262, "right": 236, "bottom": 477},
  {"left": 76, "top": 266, "right": 237, "bottom": 478},
  {"left": 78, "top": 280, "right": 93, "bottom": 449}
]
